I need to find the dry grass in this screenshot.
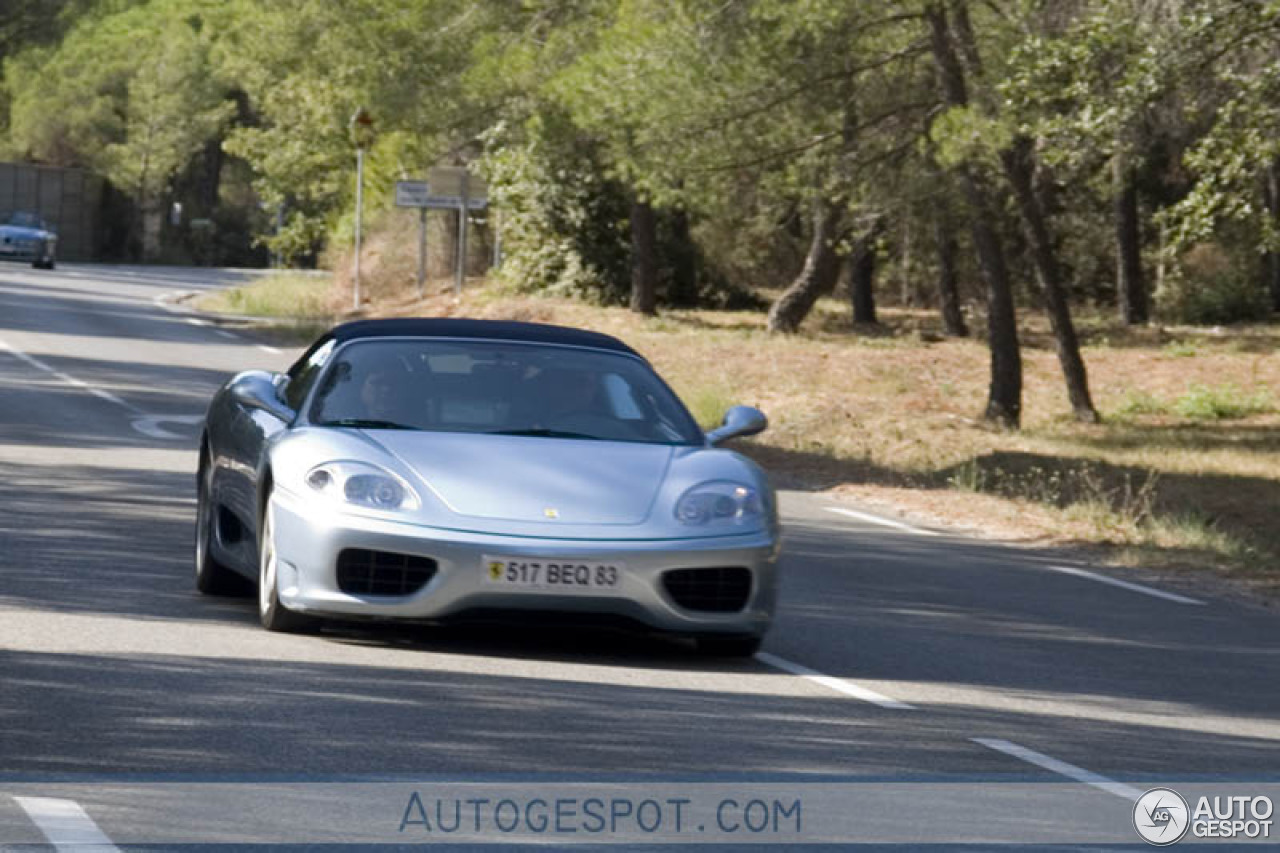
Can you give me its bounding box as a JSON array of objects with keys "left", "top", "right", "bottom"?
[
  {"left": 194, "top": 272, "right": 335, "bottom": 319},
  {"left": 202, "top": 268, "right": 1280, "bottom": 595}
]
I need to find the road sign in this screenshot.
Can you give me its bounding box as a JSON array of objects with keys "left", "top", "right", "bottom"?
[
  {"left": 349, "top": 107, "right": 376, "bottom": 150},
  {"left": 395, "top": 181, "right": 431, "bottom": 208},
  {"left": 425, "top": 166, "right": 488, "bottom": 295},
  {"left": 421, "top": 195, "right": 487, "bottom": 210},
  {"left": 428, "top": 167, "right": 487, "bottom": 204}
]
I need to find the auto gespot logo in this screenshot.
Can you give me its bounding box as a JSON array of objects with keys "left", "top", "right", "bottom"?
[{"left": 1134, "top": 788, "right": 1274, "bottom": 845}]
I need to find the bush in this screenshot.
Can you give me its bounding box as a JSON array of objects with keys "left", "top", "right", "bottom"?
[
  {"left": 479, "top": 113, "right": 632, "bottom": 304},
  {"left": 1173, "top": 383, "right": 1272, "bottom": 420},
  {"left": 1156, "top": 243, "right": 1272, "bottom": 325}
]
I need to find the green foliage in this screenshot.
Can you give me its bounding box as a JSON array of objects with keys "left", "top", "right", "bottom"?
[
  {"left": 196, "top": 272, "right": 332, "bottom": 319},
  {"left": 5, "top": 0, "right": 1280, "bottom": 337},
  {"left": 1173, "top": 383, "right": 1272, "bottom": 420},
  {"left": 1162, "top": 340, "right": 1200, "bottom": 358},
  {"left": 929, "top": 106, "right": 1014, "bottom": 171},
  {"left": 1156, "top": 243, "right": 1273, "bottom": 325},
  {"left": 1113, "top": 390, "right": 1169, "bottom": 418},
  {"left": 479, "top": 114, "right": 632, "bottom": 303}
]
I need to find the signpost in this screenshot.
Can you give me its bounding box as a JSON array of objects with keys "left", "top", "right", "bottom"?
[
  {"left": 349, "top": 107, "right": 376, "bottom": 310},
  {"left": 395, "top": 180, "right": 431, "bottom": 298},
  {"left": 422, "top": 167, "right": 487, "bottom": 295},
  {"left": 396, "top": 174, "right": 490, "bottom": 297}
]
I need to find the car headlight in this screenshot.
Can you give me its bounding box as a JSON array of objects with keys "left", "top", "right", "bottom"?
[
  {"left": 305, "top": 461, "right": 420, "bottom": 511},
  {"left": 675, "top": 481, "right": 763, "bottom": 527}
]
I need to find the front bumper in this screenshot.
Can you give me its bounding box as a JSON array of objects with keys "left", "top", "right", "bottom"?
[
  {"left": 270, "top": 487, "right": 779, "bottom": 637},
  {"left": 0, "top": 240, "right": 52, "bottom": 263}
]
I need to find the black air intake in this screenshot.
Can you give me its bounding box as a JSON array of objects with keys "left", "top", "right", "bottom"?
[
  {"left": 336, "top": 549, "right": 438, "bottom": 596},
  {"left": 661, "top": 567, "right": 752, "bottom": 612}
]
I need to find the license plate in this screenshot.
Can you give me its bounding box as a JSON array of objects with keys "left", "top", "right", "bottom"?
[{"left": 483, "top": 556, "right": 623, "bottom": 592}]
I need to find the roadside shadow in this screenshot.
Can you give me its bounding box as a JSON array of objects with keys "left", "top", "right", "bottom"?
[{"left": 0, "top": 459, "right": 253, "bottom": 627}]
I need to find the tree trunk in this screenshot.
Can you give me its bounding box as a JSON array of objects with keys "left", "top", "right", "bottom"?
[
  {"left": 666, "top": 205, "right": 700, "bottom": 307},
  {"left": 933, "top": 214, "right": 968, "bottom": 337},
  {"left": 1114, "top": 156, "right": 1148, "bottom": 324},
  {"left": 926, "top": 3, "right": 1021, "bottom": 427},
  {"left": 849, "top": 226, "right": 879, "bottom": 325},
  {"left": 1002, "top": 137, "right": 1100, "bottom": 423},
  {"left": 767, "top": 198, "right": 843, "bottom": 333},
  {"left": 630, "top": 198, "right": 658, "bottom": 315},
  {"left": 900, "top": 219, "right": 913, "bottom": 306},
  {"left": 1265, "top": 158, "right": 1280, "bottom": 312}
]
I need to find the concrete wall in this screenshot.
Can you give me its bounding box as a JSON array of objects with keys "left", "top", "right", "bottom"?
[{"left": 0, "top": 162, "right": 104, "bottom": 261}]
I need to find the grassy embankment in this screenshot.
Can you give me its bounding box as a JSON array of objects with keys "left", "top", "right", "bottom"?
[{"left": 196, "top": 270, "right": 1280, "bottom": 596}]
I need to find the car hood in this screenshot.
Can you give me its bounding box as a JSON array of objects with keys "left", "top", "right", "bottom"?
[
  {"left": 369, "top": 431, "right": 675, "bottom": 525},
  {"left": 0, "top": 225, "right": 50, "bottom": 240}
]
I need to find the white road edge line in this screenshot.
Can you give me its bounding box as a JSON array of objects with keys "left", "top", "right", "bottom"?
[
  {"left": 756, "top": 651, "right": 915, "bottom": 710},
  {"left": 1046, "top": 565, "right": 1205, "bottom": 606},
  {"left": 973, "top": 738, "right": 1143, "bottom": 801},
  {"left": 214, "top": 330, "right": 237, "bottom": 340},
  {"left": 14, "top": 796, "right": 122, "bottom": 851},
  {"left": 823, "top": 506, "right": 939, "bottom": 536},
  {"left": 0, "top": 337, "right": 140, "bottom": 414},
  {"left": 257, "top": 344, "right": 283, "bottom": 354},
  {"left": 184, "top": 317, "right": 209, "bottom": 327}
]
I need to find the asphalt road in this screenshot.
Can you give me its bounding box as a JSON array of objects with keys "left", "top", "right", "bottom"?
[{"left": 0, "top": 262, "right": 1276, "bottom": 848}]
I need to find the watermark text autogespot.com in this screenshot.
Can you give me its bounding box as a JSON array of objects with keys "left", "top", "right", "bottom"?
[{"left": 399, "top": 791, "right": 801, "bottom": 837}]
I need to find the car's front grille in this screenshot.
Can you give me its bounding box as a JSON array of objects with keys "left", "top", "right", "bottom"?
[
  {"left": 336, "top": 549, "right": 438, "bottom": 596},
  {"left": 661, "top": 567, "right": 752, "bottom": 612}
]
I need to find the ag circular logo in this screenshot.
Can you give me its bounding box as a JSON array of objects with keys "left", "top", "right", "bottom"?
[{"left": 1134, "top": 788, "right": 1190, "bottom": 845}]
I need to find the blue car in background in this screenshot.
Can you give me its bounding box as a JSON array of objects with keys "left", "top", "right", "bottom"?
[{"left": 0, "top": 212, "right": 57, "bottom": 269}]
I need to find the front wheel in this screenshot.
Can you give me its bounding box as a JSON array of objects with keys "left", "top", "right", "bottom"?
[
  {"left": 695, "top": 634, "right": 763, "bottom": 658},
  {"left": 195, "top": 452, "right": 243, "bottom": 596},
  {"left": 258, "top": 494, "right": 313, "bottom": 633}
]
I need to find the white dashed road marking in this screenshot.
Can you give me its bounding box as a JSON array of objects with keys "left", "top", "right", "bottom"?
[
  {"left": 14, "top": 796, "right": 121, "bottom": 851},
  {"left": 823, "top": 506, "right": 939, "bottom": 536},
  {"left": 1045, "top": 565, "right": 1205, "bottom": 606},
  {"left": 756, "top": 651, "right": 916, "bottom": 710},
  {"left": 973, "top": 738, "right": 1143, "bottom": 800},
  {"left": 0, "top": 337, "right": 140, "bottom": 414}
]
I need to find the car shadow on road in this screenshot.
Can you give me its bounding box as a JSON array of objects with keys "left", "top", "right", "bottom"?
[{"left": 3, "top": 645, "right": 1278, "bottom": 779}]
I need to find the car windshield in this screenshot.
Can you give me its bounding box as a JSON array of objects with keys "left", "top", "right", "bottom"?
[
  {"left": 7, "top": 212, "right": 44, "bottom": 230},
  {"left": 308, "top": 339, "right": 705, "bottom": 445}
]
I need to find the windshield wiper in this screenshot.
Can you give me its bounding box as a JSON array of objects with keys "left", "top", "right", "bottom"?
[
  {"left": 487, "top": 428, "right": 602, "bottom": 440},
  {"left": 320, "top": 418, "right": 417, "bottom": 430}
]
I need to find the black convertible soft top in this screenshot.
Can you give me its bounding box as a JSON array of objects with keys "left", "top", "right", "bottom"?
[{"left": 327, "top": 317, "right": 640, "bottom": 357}]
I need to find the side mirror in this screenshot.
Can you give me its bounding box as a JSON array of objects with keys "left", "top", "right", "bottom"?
[
  {"left": 706, "top": 405, "right": 767, "bottom": 446},
  {"left": 231, "top": 370, "right": 297, "bottom": 424}
]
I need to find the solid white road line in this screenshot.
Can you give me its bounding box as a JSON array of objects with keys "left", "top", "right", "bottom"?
[
  {"left": 0, "top": 337, "right": 140, "bottom": 414},
  {"left": 823, "top": 506, "right": 939, "bottom": 536},
  {"left": 184, "top": 317, "right": 209, "bottom": 327},
  {"left": 214, "top": 329, "right": 237, "bottom": 340},
  {"left": 1046, "top": 565, "right": 1205, "bottom": 606},
  {"left": 972, "top": 738, "right": 1143, "bottom": 800},
  {"left": 14, "top": 796, "right": 121, "bottom": 851},
  {"left": 756, "top": 651, "right": 916, "bottom": 710},
  {"left": 257, "top": 344, "right": 283, "bottom": 354}
]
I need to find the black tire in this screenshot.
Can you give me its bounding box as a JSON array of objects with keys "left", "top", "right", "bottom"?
[
  {"left": 258, "top": 491, "right": 314, "bottom": 633},
  {"left": 195, "top": 451, "right": 243, "bottom": 595},
  {"left": 695, "top": 634, "right": 763, "bottom": 658}
]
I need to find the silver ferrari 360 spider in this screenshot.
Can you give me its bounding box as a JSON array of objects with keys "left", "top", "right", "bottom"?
[{"left": 196, "top": 318, "right": 778, "bottom": 655}]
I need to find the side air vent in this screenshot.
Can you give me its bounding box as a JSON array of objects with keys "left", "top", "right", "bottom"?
[
  {"left": 661, "top": 567, "right": 752, "bottom": 613},
  {"left": 336, "top": 549, "right": 438, "bottom": 596}
]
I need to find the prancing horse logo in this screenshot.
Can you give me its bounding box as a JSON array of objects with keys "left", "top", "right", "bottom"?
[{"left": 543, "top": 507, "right": 559, "bottom": 519}]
